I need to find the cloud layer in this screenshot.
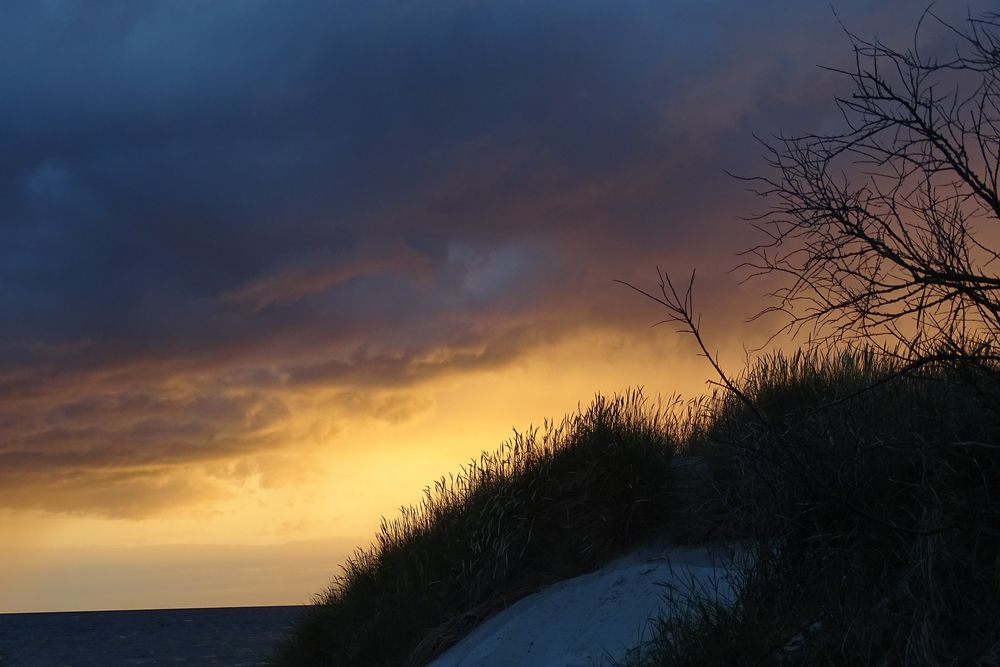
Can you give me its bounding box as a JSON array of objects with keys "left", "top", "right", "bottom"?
[{"left": 1, "top": 0, "right": 958, "bottom": 517}]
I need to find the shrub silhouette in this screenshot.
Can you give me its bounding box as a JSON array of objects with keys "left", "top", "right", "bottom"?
[{"left": 741, "top": 9, "right": 1000, "bottom": 371}]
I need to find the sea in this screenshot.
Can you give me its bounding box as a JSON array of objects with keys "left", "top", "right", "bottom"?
[{"left": 0, "top": 605, "right": 308, "bottom": 666}]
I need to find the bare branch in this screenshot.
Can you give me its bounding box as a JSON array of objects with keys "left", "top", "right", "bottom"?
[
  {"left": 739, "top": 10, "right": 1000, "bottom": 367},
  {"left": 615, "top": 271, "right": 770, "bottom": 428}
]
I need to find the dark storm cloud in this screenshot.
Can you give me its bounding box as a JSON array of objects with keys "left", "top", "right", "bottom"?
[
  {"left": 0, "top": 0, "right": 953, "bottom": 515},
  {"left": 217, "top": 239, "right": 433, "bottom": 311}
]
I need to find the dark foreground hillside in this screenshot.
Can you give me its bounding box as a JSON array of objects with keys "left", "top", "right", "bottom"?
[
  {"left": 274, "top": 391, "right": 680, "bottom": 665},
  {"left": 274, "top": 349, "right": 1000, "bottom": 665},
  {"left": 627, "top": 350, "right": 1000, "bottom": 665}
]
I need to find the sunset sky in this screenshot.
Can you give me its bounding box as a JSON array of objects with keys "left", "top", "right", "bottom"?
[{"left": 0, "top": 0, "right": 983, "bottom": 612}]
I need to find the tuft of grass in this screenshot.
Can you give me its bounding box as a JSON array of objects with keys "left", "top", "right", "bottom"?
[
  {"left": 626, "top": 348, "right": 1000, "bottom": 665},
  {"left": 273, "top": 390, "right": 681, "bottom": 666}
]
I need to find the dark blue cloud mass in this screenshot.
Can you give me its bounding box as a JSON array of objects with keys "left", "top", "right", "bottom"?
[{"left": 0, "top": 0, "right": 974, "bottom": 514}]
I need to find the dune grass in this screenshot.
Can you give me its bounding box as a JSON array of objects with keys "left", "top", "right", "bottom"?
[
  {"left": 272, "top": 391, "right": 681, "bottom": 666},
  {"left": 624, "top": 348, "right": 1000, "bottom": 665},
  {"left": 275, "top": 348, "right": 1000, "bottom": 665}
]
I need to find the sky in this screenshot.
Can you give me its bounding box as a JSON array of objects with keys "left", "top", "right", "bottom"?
[{"left": 0, "top": 0, "right": 983, "bottom": 612}]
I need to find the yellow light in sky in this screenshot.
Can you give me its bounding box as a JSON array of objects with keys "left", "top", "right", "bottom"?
[{"left": 0, "top": 320, "right": 768, "bottom": 612}]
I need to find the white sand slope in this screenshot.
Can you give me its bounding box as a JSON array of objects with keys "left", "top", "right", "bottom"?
[{"left": 429, "top": 540, "right": 741, "bottom": 667}]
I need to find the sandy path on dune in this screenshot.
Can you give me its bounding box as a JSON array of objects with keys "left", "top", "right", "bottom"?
[{"left": 429, "top": 540, "right": 741, "bottom": 667}]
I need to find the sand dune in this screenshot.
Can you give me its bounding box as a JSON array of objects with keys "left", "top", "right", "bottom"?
[{"left": 430, "top": 540, "right": 741, "bottom": 667}]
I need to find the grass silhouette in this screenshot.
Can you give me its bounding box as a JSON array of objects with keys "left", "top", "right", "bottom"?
[
  {"left": 625, "top": 348, "right": 1000, "bottom": 664},
  {"left": 274, "top": 348, "right": 1000, "bottom": 665},
  {"left": 273, "top": 391, "right": 680, "bottom": 666}
]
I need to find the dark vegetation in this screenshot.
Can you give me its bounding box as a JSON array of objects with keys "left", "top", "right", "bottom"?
[
  {"left": 276, "top": 9, "right": 1000, "bottom": 665},
  {"left": 273, "top": 393, "right": 681, "bottom": 665},
  {"left": 623, "top": 350, "right": 1000, "bottom": 665},
  {"left": 275, "top": 350, "right": 1000, "bottom": 665}
]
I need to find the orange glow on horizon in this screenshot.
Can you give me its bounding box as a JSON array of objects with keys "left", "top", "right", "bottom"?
[{"left": 0, "top": 322, "right": 769, "bottom": 612}]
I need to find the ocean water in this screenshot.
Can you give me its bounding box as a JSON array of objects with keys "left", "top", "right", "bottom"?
[{"left": 0, "top": 605, "right": 307, "bottom": 666}]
